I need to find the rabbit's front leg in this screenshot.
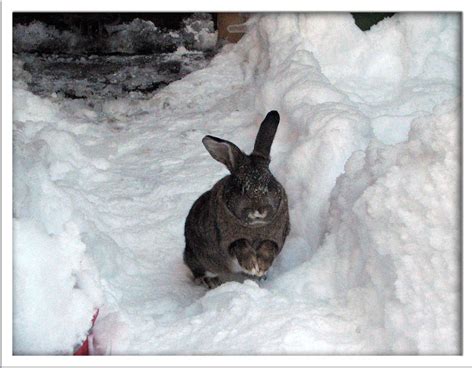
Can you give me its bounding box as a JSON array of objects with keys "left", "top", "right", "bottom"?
[
  {"left": 196, "top": 273, "right": 223, "bottom": 289},
  {"left": 228, "top": 239, "right": 263, "bottom": 276},
  {"left": 256, "top": 240, "right": 279, "bottom": 275}
]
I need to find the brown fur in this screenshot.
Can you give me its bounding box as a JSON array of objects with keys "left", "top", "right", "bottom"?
[{"left": 183, "top": 111, "right": 290, "bottom": 288}]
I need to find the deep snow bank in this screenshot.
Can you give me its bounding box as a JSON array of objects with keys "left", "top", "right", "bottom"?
[
  {"left": 13, "top": 220, "right": 102, "bottom": 354},
  {"left": 12, "top": 13, "right": 460, "bottom": 354},
  {"left": 325, "top": 99, "right": 460, "bottom": 353},
  {"left": 12, "top": 85, "right": 105, "bottom": 354}
]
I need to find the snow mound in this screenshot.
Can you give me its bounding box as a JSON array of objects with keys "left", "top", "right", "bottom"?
[
  {"left": 13, "top": 219, "right": 102, "bottom": 354},
  {"left": 325, "top": 99, "right": 460, "bottom": 353},
  {"left": 181, "top": 13, "right": 218, "bottom": 51},
  {"left": 12, "top": 13, "right": 460, "bottom": 354},
  {"left": 13, "top": 87, "right": 106, "bottom": 354}
]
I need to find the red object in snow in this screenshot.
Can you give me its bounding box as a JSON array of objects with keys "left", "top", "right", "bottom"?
[{"left": 74, "top": 309, "right": 99, "bottom": 355}]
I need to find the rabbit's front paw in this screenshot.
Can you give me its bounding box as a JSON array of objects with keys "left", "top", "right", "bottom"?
[
  {"left": 229, "top": 239, "right": 265, "bottom": 277},
  {"left": 256, "top": 240, "right": 278, "bottom": 274},
  {"left": 195, "top": 275, "right": 223, "bottom": 289},
  {"left": 239, "top": 252, "right": 265, "bottom": 277}
]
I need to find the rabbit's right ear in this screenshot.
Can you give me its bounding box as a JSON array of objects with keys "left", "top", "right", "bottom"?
[
  {"left": 202, "top": 135, "right": 244, "bottom": 172},
  {"left": 252, "top": 110, "right": 280, "bottom": 159}
]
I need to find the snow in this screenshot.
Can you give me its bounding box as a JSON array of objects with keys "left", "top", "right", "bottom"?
[
  {"left": 13, "top": 15, "right": 217, "bottom": 100},
  {"left": 13, "top": 20, "right": 80, "bottom": 54},
  {"left": 325, "top": 99, "right": 460, "bottom": 353},
  {"left": 180, "top": 13, "right": 218, "bottom": 51},
  {"left": 14, "top": 15, "right": 217, "bottom": 55},
  {"left": 18, "top": 52, "right": 212, "bottom": 100},
  {"left": 13, "top": 220, "right": 102, "bottom": 354},
  {"left": 12, "top": 13, "right": 460, "bottom": 355}
]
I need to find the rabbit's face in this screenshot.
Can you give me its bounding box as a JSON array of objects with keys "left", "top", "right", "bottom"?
[
  {"left": 202, "top": 110, "right": 283, "bottom": 226},
  {"left": 223, "top": 155, "right": 282, "bottom": 226}
]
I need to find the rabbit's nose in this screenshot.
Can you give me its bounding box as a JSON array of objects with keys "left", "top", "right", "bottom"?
[{"left": 249, "top": 209, "right": 267, "bottom": 220}]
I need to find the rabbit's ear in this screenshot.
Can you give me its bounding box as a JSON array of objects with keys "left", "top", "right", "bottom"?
[
  {"left": 202, "top": 135, "right": 244, "bottom": 172},
  {"left": 252, "top": 110, "right": 280, "bottom": 159}
]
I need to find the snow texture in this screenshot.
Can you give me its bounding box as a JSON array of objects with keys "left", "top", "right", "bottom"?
[
  {"left": 12, "top": 13, "right": 460, "bottom": 355},
  {"left": 13, "top": 15, "right": 217, "bottom": 99},
  {"left": 17, "top": 51, "right": 212, "bottom": 100},
  {"left": 13, "top": 14, "right": 217, "bottom": 55}
]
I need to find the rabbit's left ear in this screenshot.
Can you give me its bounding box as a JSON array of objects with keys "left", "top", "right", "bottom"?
[
  {"left": 252, "top": 111, "right": 280, "bottom": 159},
  {"left": 202, "top": 135, "right": 244, "bottom": 172}
]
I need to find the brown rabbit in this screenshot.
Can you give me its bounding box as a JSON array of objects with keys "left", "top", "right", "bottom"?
[{"left": 183, "top": 111, "right": 290, "bottom": 288}]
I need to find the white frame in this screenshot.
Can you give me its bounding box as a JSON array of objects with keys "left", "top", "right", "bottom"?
[{"left": 2, "top": 0, "right": 471, "bottom": 366}]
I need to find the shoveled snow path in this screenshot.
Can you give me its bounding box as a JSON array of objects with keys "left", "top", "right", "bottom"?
[{"left": 45, "top": 40, "right": 376, "bottom": 353}]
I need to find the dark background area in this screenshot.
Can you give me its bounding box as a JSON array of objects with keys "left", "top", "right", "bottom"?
[
  {"left": 13, "top": 12, "right": 395, "bottom": 36},
  {"left": 352, "top": 12, "right": 396, "bottom": 31},
  {"left": 13, "top": 13, "right": 216, "bottom": 38}
]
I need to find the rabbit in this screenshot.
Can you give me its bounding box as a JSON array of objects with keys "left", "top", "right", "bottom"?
[{"left": 183, "top": 111, "right": 290, "bottom": 289}]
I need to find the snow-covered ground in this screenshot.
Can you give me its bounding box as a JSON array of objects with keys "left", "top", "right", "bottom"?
[{"left": 12, "top": 13, "right": 461, "bottom": 355}]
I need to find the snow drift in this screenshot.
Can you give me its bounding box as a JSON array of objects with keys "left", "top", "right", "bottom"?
[{"left": 12, "top": 13, "right": 461, "bottom": 354}]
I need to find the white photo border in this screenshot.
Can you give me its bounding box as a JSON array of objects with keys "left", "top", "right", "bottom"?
[{"left": 2, "top": 0, "right": 471, "bottom": 366}]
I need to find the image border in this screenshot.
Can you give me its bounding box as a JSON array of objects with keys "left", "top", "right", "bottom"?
[{"left": 2, "top": 0, "right": 472, "bottom": 366}]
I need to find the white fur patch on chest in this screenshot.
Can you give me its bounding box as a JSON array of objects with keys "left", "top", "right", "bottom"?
[
  {"left": 205, "top": 271, "right": 218, "bottom": 278},
  {"left": 229, "top": 257, "right": 245, "bottom": 273}
]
